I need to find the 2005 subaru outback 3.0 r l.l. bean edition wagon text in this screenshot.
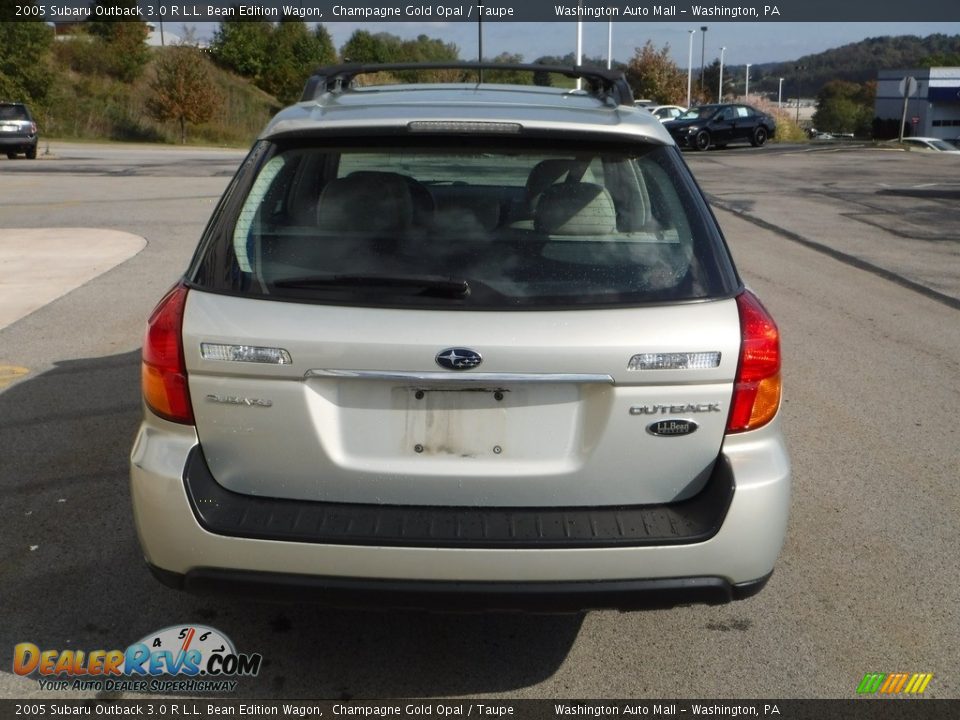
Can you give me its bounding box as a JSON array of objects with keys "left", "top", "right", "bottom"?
[{"left": 130, "top": 63, "right": 790, "bottom": 612}]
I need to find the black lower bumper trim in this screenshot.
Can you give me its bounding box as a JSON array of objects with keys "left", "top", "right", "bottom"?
[
  {"left": 183, "top": 447, "right": 734, "bottom": 549},
  {"left": 149, "top": 565, "right": 772, "bottom": 612}
]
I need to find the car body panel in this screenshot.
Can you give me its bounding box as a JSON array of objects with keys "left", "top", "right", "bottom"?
[
  {"left": 130, "top": 412, "right": 790, "bottom": 584},
  {"left": 184, "top": 291, "right": 740, "bottom": 507},
  {"left": 265, "top": 85, "right": 676, "bottom": 146}
]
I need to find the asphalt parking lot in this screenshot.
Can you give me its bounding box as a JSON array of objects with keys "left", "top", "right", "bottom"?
[{"left": 0, "top": 142, "right": 957, "bottom": 699}]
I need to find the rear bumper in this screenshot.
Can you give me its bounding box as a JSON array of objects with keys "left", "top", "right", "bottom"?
[
  {"left": 0, "top": 135, "right": 37, "bottom": 150},
  {"left": 130, "top": 413, "right": 790, "bottom": 610},
  {"left": 150, "top": 565, "right": 771, "bottom": 612},
  {"left": 181, "top": 444, "right": 734, "bottom": 548}
]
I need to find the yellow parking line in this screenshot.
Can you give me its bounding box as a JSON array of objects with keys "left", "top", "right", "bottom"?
[{"left": 0, "top": 365, "right": 30, "bottom": 389}]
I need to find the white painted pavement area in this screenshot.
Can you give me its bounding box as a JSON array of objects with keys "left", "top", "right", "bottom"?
[{"left": 0, "top": 227, "right": 146, "bottom": 333}]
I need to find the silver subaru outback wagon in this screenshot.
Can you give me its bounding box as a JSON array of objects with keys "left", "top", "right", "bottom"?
[{"left": 130, "top": 63, "right": 790, "bottom": 611}]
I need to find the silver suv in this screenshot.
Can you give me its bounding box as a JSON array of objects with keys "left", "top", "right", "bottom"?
[{"left": 130, "top": 63, "right": 790, "bottom": 611}]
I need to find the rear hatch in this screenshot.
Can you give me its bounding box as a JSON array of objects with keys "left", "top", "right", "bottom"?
[
  {"left": 183, "top": 295, "right": 739, "bottom": 506},
  {"left": 182, "top": 136, "right": 743, "bottom": 507},
  {"left": 0, "top": 104, "right": 34, "bottom": 139}
]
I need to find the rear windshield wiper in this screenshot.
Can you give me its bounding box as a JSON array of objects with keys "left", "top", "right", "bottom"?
[{"left": 272, "top": 274, "right": 471, "bottom": 298}]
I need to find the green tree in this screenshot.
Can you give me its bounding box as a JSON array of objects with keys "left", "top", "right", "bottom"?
[
  {"left": 340, "top": 30, "right": 392, "bottom": 64},
  {"left": 146, "top": 46, "right": 222, "bottom": 143},
  {"left": 313, "top": 24, "right": 337, "bottom": 66},
  {"left": 919, "top": 52, "right": 960, "bottom": 66},
  {"left": 86, "top": 0, "right": 150, "bottom": 82},
  {"left": 210, "top": 19, "right": 272, "bottom": 79},
  {"left": 483, "top": 53, "right": 532, "bottom": 85},
  {"left": 0, "top": 17, "right": 54, "bottom": 106},
  {"left": 813, "top": 80, "right": 875, "bottom": 135},
  {"left": 625, "top": 41, "right": 686, "bottom": 106},
  {"left": 259, "top": 18, "right": 340, "bottom": 104}
]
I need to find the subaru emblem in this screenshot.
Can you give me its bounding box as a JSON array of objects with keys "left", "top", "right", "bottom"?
[{"left": 436, "top": 348, "right": 482, "bottom": 371}]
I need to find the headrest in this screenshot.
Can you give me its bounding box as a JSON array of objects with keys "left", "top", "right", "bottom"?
[
  {"left": 525, "top": 159, "right": 578, "bottom": 201},
  {"left": 317, "top": 173, "right": 413, "bottom": 232},
  {"left": 534, "top": 182, "right": 617, "bottom": 235}
]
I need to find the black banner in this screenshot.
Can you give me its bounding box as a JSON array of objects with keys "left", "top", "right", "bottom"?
[
  {"left": 8, "top": 0, "right": 960, "bottom": 23},
  {"left": 2, "top": 700, "right": 960, "bottom": 720}
]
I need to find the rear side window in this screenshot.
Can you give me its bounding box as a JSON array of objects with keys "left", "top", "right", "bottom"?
[{"left": 191, "top": 138, "right": 738, "bottom": 309}]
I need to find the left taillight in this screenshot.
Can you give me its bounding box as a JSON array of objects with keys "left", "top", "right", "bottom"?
[{"left": 141, "top": 283, "right": 193, "bottom": 424}]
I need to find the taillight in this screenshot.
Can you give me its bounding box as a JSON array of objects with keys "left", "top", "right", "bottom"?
[
  {"left": 142, "top": 283, "right": 193, "bottom": 424},
  {"left": 30, "top": 122, "right": 37, "bottom": 135},
  {"left": 727, "top": 290, "right": 781, "bottom": 433}
]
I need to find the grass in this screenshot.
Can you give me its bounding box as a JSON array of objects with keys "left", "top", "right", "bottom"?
[{"left": 40, "top": 45, "right": 279, "bottom": 147}]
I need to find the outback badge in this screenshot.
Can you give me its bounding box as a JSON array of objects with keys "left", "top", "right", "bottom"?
[{"left": 647, "top": 419, "right": 699, "bottom": 437}]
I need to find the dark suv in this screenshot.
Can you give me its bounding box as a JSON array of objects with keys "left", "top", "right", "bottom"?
[{"left": 0, "top": 102, "right": 39, "bottom": 159}]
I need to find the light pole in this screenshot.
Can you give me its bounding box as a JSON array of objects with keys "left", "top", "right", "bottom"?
[
  {"left": 686, "top": 29, "right": 696, "bottom": 107},
  {"left": 778, "top": 77, "right": 784, "bottom": 108},
  {"left": 794, "top": 65, "right": 805, "bottom": 126},
  {"left": 575, "top": 17, "right": 583, "bottom": 90},
  {"left": 699, "top": 26, "right": 708, "bottom": 94},
  {"left": 745, "top": 63, "right": 752, "bottom": 100},
  {"left": 718, "top": 46, "right": 726, "bottom": 103},
  {"left": 607, "top": 19, "right": 612, "bottom": 70}
]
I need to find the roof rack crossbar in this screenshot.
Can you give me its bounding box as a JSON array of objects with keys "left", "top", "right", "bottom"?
[{"left": 299, "top": 62, "right": 634, "bottom": 107}]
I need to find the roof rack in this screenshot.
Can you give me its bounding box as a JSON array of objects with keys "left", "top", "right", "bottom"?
[{"left": 299, "top": 62, "right": 635, "bottom": 107}]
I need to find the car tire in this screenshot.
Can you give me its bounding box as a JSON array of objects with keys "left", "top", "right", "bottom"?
[
  {"left": 694, "top": 130, "right": 711, "bottom": 151},
  {"left": 26, "top": 145, "right": 37, "bottom": 160},
  {"left": 6, "top": 152, "right": 16, "bottom": 160},
  {"left": 751, "top": 127, "right": 768, "bottom": 147}
]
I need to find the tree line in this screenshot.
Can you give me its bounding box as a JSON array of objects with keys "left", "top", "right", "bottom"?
[{"left": 3, "top": 7, "right": 956, "bottom": 144}]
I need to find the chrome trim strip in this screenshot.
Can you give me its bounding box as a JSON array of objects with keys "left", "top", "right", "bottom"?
[{"left": 305, "top": 369, "right": 615, "bottom": 385}]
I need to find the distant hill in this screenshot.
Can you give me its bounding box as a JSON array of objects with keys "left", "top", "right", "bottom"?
[
  {"left": 42, "top": 44, "right": 279, "bottom": 146},
  {"left": 741, "top": 34, "right": 960, "bottom": 98}
]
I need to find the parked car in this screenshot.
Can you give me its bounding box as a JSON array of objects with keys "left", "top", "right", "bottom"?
[
  {"left": 0, "top": 102, "right": 39, "bottom": 159},
  {"left": 664, "top": 103, "right": 776, "bottom": 151},
  {"left": 130, "top": 63, "right": 790, "bottom": 612},
  {"left": 648, "top": 105, "right": 686, "bottom": 122},
  {"left": 899, "top": 137, "right": 960, "bottom": 155}
]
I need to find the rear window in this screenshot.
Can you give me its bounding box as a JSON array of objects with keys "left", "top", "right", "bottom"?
[
  {"left": 191, "top": 138, "right": 738, "bottom": 309},
  {"left": 0, "top": 105, "right": 30, "bottom": 121}
]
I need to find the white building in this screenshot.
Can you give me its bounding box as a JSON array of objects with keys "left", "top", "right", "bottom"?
[{"left": 875, "top": 67, "right": 960, "bottom": 140}]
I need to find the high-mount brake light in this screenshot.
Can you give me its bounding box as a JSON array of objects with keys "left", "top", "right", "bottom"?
[
  {"left": 727, "top": 290, "right": 782, "bottom": 433},
  {"left": 141, "top": 283, "right": 193, "bottom": 424},
  {"left": 407, "top": 121, "right": 521, "bottom": 134}
]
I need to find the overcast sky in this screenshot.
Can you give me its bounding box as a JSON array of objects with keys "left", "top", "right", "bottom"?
[{"left": 183, "top": 22, "right": 960, "bottom": 68}]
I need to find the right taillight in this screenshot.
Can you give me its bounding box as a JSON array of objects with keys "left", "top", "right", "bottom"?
[
  {"left": 141, "top": 283, "right": 193, "bottom": 424},
  {"left": 727, "top": 290, "right": 781, "bottom": 433}
]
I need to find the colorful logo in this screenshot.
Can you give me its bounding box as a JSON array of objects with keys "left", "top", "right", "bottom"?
[
  {"left": 857, "top": 672, "right": 934, "bottom": 695},
  {"left": 14, "top": 625, "right": 262, "bottom": 693}
]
